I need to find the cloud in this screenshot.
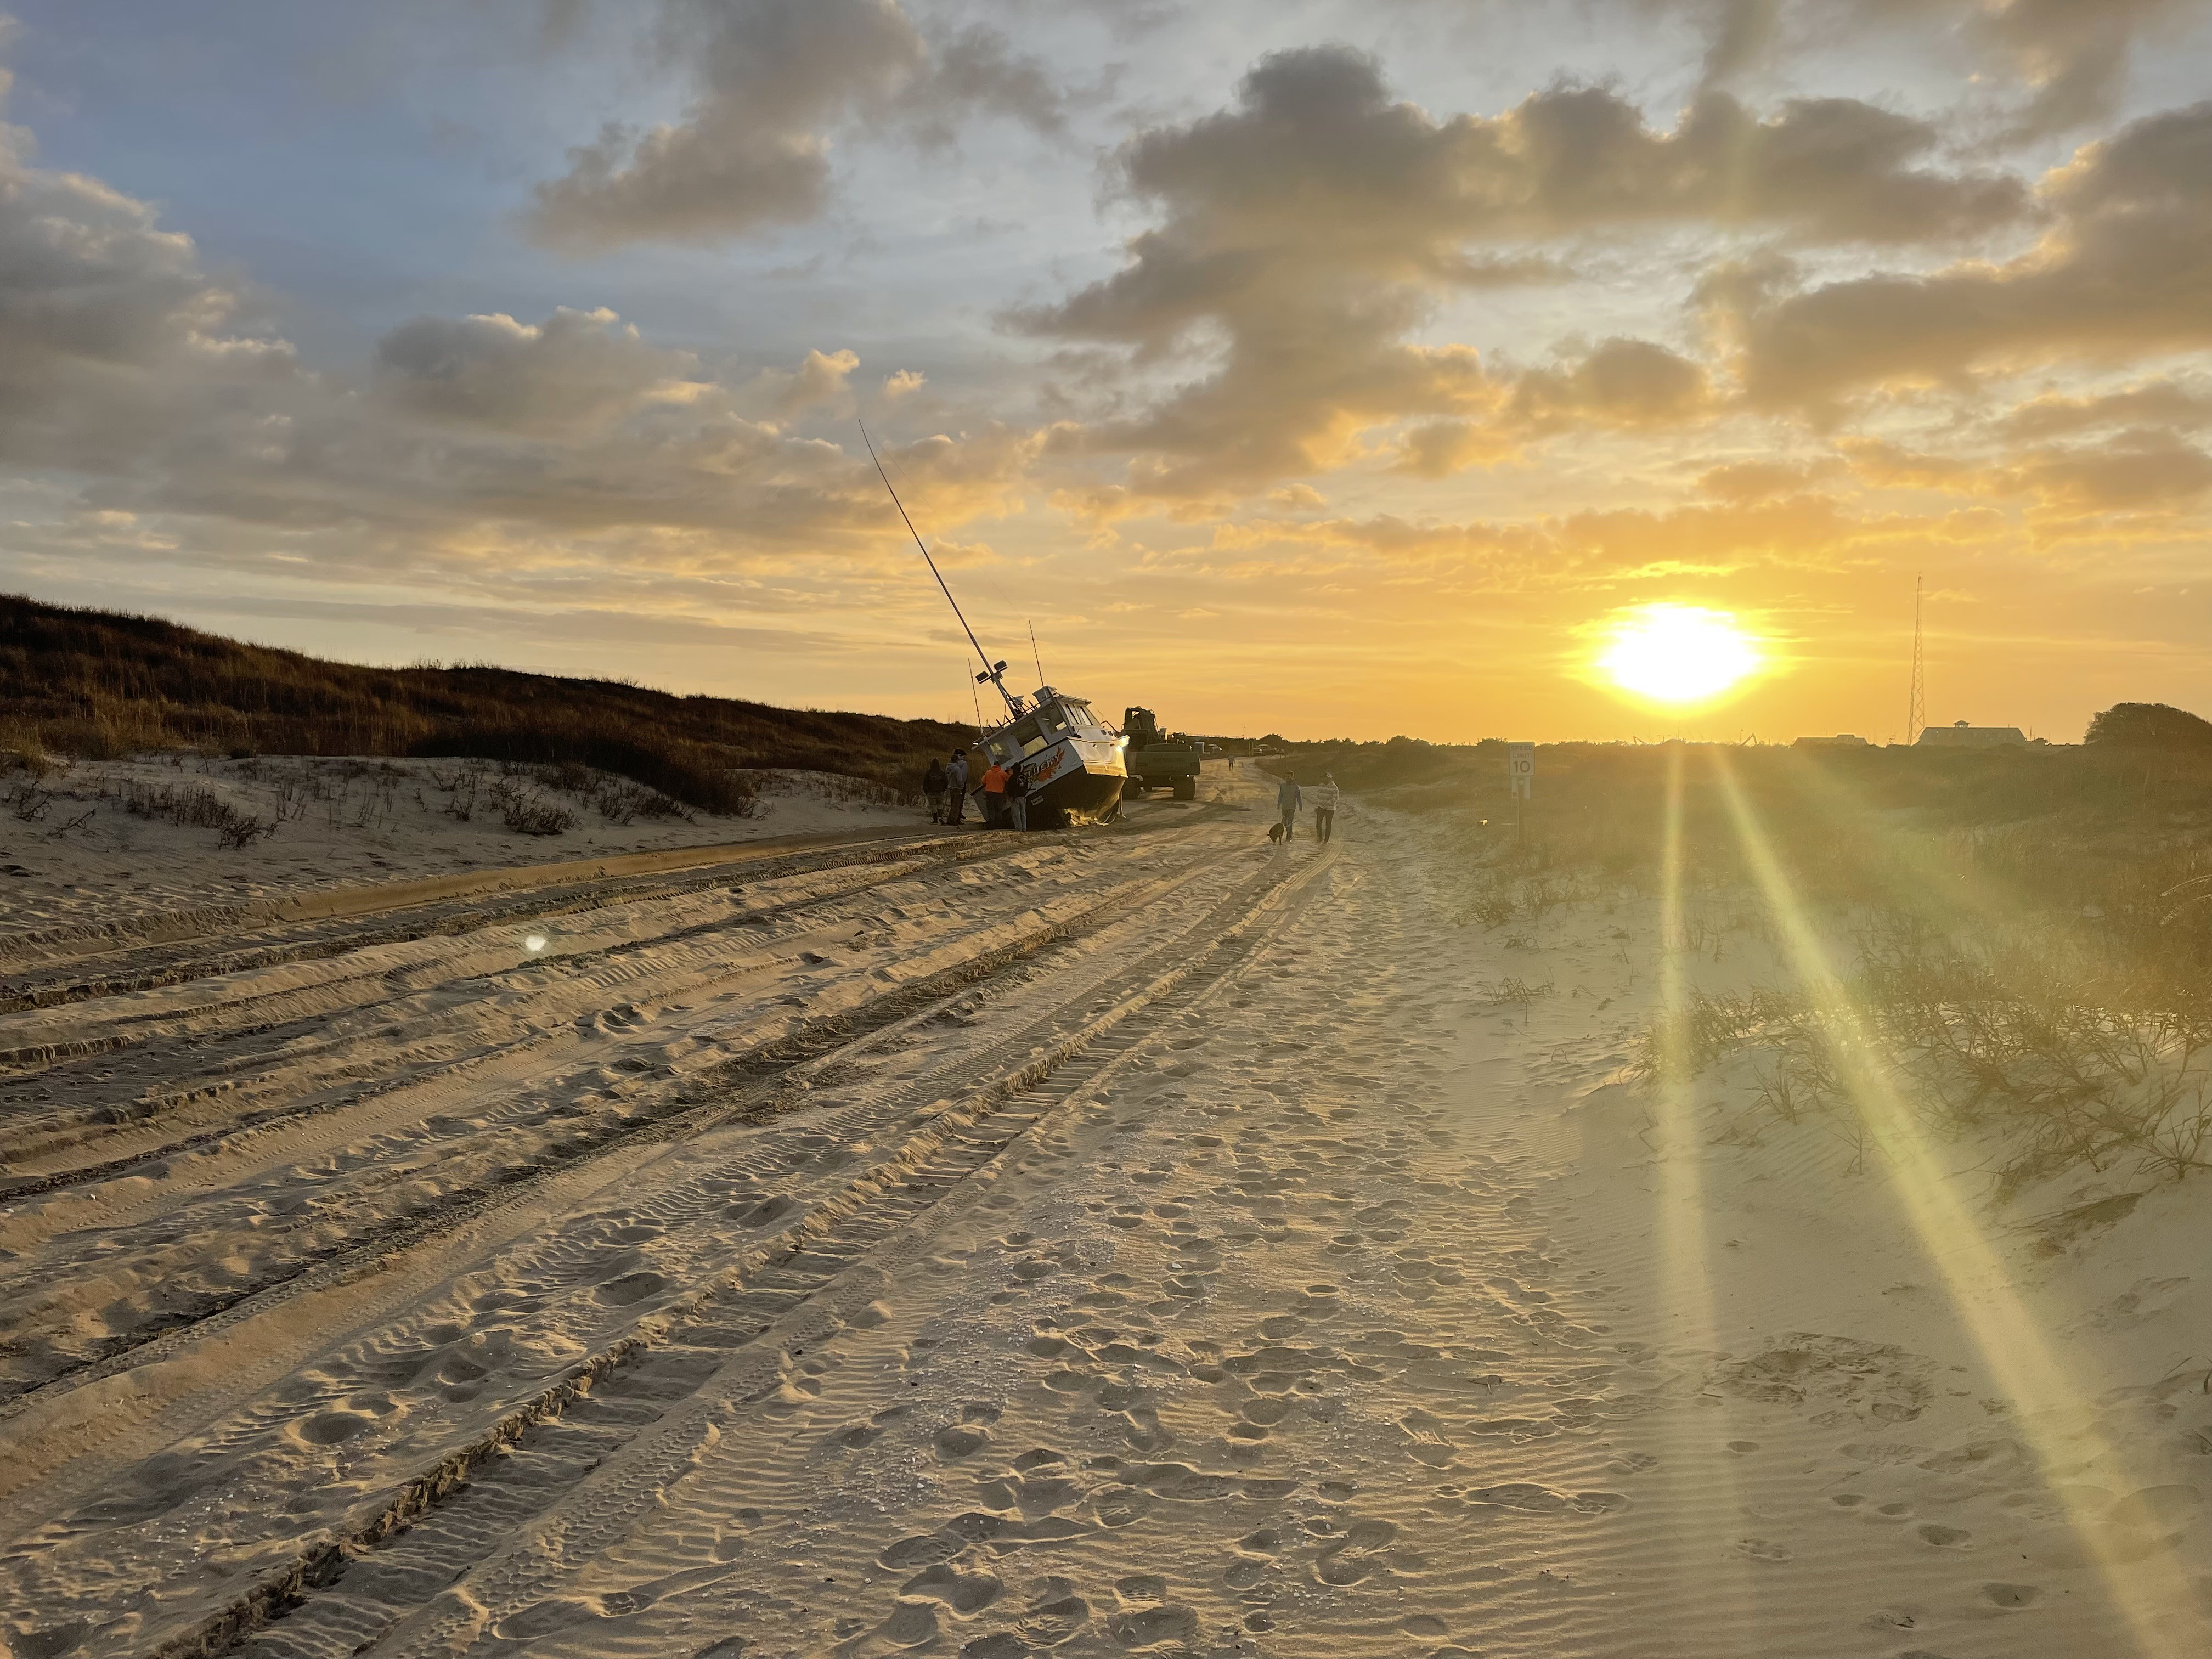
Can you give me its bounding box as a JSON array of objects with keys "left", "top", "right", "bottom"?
[
  {"left": 1999, "top": 379, "right": 2212, "bottom": 438},
  {"left": 757, "top": 346, "right": 861, "bottom": 416},
  {"left": 1733, "top": 101, "right": 2212, "bottom": 409},
  {"left": 1016, "top": 45, "right": 2021, "bottom": 498},
  {"left": 1697, "top": 456, "right": 1840, "bottom": 500},
  {"left": 526, "top": 0, "right": 1065, "bottom": 249},
  {"left": 1508, "top": 338, "right": 1712, "bottom": 432},
  {"left": 1392, "top": 420, "right": 1514, "bottom": 479},
  {"left": 1968, "top": 0, "right": 2206, "bottom": 138},
  {"left": 2016, "top": 430, "right": 2212, "bottom": 510},
  {"left": 0, "top": 83, "right": 1031, "bottom": 588},
  {"left": 1206, "top": 488, "right": 1953, "bottom": 586},
  {"left": 375, "top": 308, "right": 702, "bottom": 435},
  {"left": 1844, "top": 425, "right": 2212, "bottom": 516},
  {"left": 1658, "top": 0, "right": 2209, "bottom": 136},
  {"left": 0, "top": 111, "right": 299, "bottom": 476}
]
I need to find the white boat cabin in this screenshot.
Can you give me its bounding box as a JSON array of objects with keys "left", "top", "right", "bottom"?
[{"left": 975, "top": 688, "right": 1122, "bottom": 768}]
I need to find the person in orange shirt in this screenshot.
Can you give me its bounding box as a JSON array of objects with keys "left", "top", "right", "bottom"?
[{"left": 980, "top": 757, "right": 1009, "bottom": 827}]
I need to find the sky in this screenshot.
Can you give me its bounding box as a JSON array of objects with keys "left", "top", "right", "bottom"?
[{"left": 2, "top": 0, "right": 2211, "bottom": 742}]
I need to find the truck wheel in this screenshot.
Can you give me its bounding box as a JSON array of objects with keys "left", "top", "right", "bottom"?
[{"left": 1173, "top": 776, "right": 1197, "bottom": 800}]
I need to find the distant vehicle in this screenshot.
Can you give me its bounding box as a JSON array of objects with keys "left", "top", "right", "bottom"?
[{"left": 1121, "top": 707, "right": 1205, "bottom": 801}]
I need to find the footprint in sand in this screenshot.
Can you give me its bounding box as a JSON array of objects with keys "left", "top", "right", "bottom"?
[
  {"left": 878, "top": 1534, "right": 963, "bottom": 1571},
  {"left": 902, "top": 1564, "right": 1005, "bottom": 1616},
  {"left": 1916, "top": 1524, "right": 1972, "bottom": 1548},
  {"left": 1315, "top": 1519, "right": 1400, "bottom": 1584},
  {"left": 1102, "top": 1604, "right": 1197, "bottom": 1648},
  {"left": 935, "top": 1426, "right": 990, "bottom": 1458},
  {"left": 1983, "top": 1582, "right": 2043, "bottom": 1608},
  {"left": 1466, "top": 1483, "right": 1569, "bottom": 1513},
  {"left": 1012, "top": 1583, "right": 1090, "bottom": 1646},
  {"left": 866, "top": 1601, "right": 940, "bottom": 1649},
  {"left": 1734, "top": 1537, "right": 1795, "bottom": 1563}
]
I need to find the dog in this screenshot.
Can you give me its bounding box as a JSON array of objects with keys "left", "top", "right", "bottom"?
[{"left": 1266, "top": 820, "right": 1285, "bottom": 845}]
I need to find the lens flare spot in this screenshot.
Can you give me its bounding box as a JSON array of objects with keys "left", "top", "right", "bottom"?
[
  {"left": 524, "top": 934, "right": 548, "bottom": 953},
  {"left": 1597, "top": 605, "right": 1760, "bottom": 705}
]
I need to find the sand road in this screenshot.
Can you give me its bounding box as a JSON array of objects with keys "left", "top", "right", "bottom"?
[{"left": 2, "top": 768, "right": 2203, "bottom": 1659}]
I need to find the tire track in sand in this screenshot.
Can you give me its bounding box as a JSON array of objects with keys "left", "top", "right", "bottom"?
[{"left": 199, "top": 847, "right": 1340, "bottom": 1659}]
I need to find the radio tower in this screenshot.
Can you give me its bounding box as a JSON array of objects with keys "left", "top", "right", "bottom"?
[{"left": 1906, "top": 573, "right": 1926, "bottom": 745}]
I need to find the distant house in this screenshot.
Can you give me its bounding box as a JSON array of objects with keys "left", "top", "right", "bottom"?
[
  {"left": 1793, "top": 734, "right": 1870, "bottom": 749},
  {"left": 1916, "top": 720, "right": 2027, "bottom": 748}
]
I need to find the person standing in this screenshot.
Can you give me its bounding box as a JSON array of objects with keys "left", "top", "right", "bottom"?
[
  {"left": 1276, "top": 773, "right": 1302, "bottom": 842},
  {"left": 1310, "top": 772, "right": 1339, "bottom": 844},
  {"left": 923, "top": 755, "right": 948, "bottom": 823},
  {"left": 981, "top": 754, "right": 1009, "bottom": 827},
  {"left": 946, "top": 749, "right": 970, "bottom": 825},
  {"left": 1006, "top": 758, "right": 1029, "bottom": 831}
]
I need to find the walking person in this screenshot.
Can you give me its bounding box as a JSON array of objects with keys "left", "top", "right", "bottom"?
[
  {"left": 1310, "top": 771, "right": 1339, "bottom": 844},
  {"left": 1276, "top": 772, "right": 1302, "bottom": 843},
  {"left": 923, "top": 755, "right": 948, "bottom": 823},
  {"left": 980, "top": 754, "right": 1009, "bottom": 827},
  {"left": 945, "top": 749, "right": 970, "bottom": 826}
]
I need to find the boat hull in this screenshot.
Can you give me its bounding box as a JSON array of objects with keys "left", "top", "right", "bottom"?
[
  {"left": 972, "top": 733, "right": 1127, "bottom": 828},
  {"left": 1030, "top": 760, "right": 1127, "bottom": 827}
]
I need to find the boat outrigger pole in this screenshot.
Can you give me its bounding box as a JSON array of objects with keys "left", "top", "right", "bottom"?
[{"left": 859, "top": 420, "right": 1021, "bottom": 719}]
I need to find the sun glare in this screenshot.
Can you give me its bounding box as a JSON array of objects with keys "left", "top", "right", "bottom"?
[{"left": 1597, "top": 604, "right": 1760, "bottom": 704}]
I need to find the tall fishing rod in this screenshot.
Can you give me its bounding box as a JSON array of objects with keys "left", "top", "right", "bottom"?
[{"left": 859, "top": 420, "right": 1019, "bottom": 718}]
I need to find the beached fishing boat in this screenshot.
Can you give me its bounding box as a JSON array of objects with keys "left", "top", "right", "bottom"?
[
  {"left": 862, "top": 425, "right": 1128, "bottom": 828},
  {"left": 969, "top": 685, "right": 1128, "bottom": 827}
]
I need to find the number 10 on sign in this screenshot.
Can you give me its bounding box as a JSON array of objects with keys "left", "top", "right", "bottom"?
[{"left": 1507, "top": 743, "right": 1533, "bottom": 800}]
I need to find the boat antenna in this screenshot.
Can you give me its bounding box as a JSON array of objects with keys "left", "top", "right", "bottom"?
[
  {"left": 1028, "top": 620, "right": 1046, "bottom": 687},
  {"left": 860, "top": 420, "right": 1019, "bottom": 718}
]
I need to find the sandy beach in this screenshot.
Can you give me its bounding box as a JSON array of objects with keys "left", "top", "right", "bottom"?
[{"left": 1, "top": 760, "right": 2205, "bottom": 1659}]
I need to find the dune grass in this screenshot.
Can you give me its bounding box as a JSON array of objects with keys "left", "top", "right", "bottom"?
[
  {"left": 1, "top": 592, "right": 972, "bottom": 814},
  {"left": 1271, "top": 735, "right": 2212, "bottom": 1197}
]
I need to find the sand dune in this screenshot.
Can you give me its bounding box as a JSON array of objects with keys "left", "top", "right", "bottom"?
[{"left": 2, "top": 764, "right": 2203, "bottom": 1659}]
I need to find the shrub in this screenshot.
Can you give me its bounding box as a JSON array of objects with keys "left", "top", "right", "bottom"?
[
  {"left": 2085, "top": 701, "right": 2212, "bottom": 748},
  {"left": 1, "top": 591, "right": 960, "bottom": 813}
]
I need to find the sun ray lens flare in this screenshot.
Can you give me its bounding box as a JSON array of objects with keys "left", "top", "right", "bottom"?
[
  {"left": 1706, "top": 749, "right": 2197, "bottom": 1659},
  {"left": 1596, "top": 605, "right": 1760, "bottom": 706}
]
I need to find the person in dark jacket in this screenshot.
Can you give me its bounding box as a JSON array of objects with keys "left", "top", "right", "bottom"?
[{"left": 923, "top": 757, "right": 948, "bottom": 822}]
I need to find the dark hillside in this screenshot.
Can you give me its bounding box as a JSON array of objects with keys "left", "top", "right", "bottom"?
[{"left": 0, "top": 592, "right": 972, "bottom": 813}]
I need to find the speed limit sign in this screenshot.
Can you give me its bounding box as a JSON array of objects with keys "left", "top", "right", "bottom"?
[{"left": 1507, "top": 742, "right": 1533, "bottom": 799}]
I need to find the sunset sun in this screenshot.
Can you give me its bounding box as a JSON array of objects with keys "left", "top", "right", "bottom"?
[{"left": 1596, "top": 604, "right": 1762, "bottom": 705}]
